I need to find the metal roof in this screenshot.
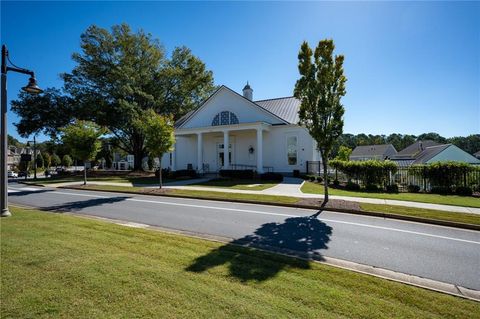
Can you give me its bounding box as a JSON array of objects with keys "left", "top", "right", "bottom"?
[
  {"left": 393, "top": 140, "right": 441, "bottom": 159},
  {"left": 350, "top": 144, "right": 395, "bottom": 157},
  {"left": 412, "top": 144, "right": 451, "bottom": 164},
  {"left": 254, "top": 97, "right": 301, "bottom": 124}
]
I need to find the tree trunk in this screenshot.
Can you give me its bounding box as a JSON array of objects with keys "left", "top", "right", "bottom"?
[
  {"left": 83, "top": 163, "right": 87, "bottom": 185},
  {"left": 322, "top": 156, "right": 329, "bottom": 204}
]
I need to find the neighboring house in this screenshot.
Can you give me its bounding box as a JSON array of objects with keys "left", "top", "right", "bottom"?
[
  {"left": 100, "top": 152, "right": 135, "bottom": 170},
  {"left": 349, "top": 144, "right": 397, "bottom": 161},
  {"left": 7, "top": 145, "right": 39, "bottom": 170},
  {"left": 391, "top": 141, "right": 480, "bottom": 166},
  {"left": 159, "top": 84, "right": 321, "bottom": 174},
  {"left": 474, "top": 150, "right": 480, "bottom": 159}
]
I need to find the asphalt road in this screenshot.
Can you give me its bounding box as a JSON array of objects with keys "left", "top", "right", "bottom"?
[{"left": 6, "top": 182, "right": 480, "bottom": 291}]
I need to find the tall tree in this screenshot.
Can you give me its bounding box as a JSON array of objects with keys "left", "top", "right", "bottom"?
[
  {"left": 134, "top": 109, "right": 175, "bottom": 188},
  {"left": 61, "top": 121, "right": 104, "bottom": 185},
  {"left": 294, "top": 39, "right": 347, "bottom": 204},
  {"left": 11, "top": 88, "right": 75, "bottom": 139},
  {"left": 61, "top": 24, "right": 214, "bottom": 169}
]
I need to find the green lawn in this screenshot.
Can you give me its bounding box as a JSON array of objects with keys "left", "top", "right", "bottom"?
[
  {"left": 302, "top": 182, "right": 480, "bottom": 208},
  {"left": 2, "top": 207, "right": 478, "bottom": 318},
  {"left": 23, "top": 175, "right": 173, "bottom": 185},
  {"left": 360, "top": 203, "right": 480, "bottom": 226},
  {"left": 191, "top": 178, "right": 278, "bottom": 191}
]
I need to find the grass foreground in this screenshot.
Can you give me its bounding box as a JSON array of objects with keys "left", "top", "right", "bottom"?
[
  {"left": 2, "top": 207, "right": 479, "bottom": 318},
  {"left": 301, "top": 182, "right": 480, "bottom": 208}
]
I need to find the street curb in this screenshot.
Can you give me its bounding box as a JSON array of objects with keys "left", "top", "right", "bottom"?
[
  {"left": 10, "top": 204, "right": 480, "bottom": 302},
  {"left": 29, "top": 182, "right": 480, "bottom": 231}
]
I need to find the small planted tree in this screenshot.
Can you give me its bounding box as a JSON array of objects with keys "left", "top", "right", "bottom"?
[
  {"left": 134, "top": 109, "right": 175, "bottom": 188},
  {"left": 51, "top": 154, "right": 61, "bottom": 168},
  {"left": 36, "top": 153, "right": 44, "bottom": 169},
  {"left": 62, "top": 121, "right": 105, "bottom": 185},
  {"left": 42, "top": 152, "right": 51, "bottom": 169},
  {"left": 294, "top": 39, "right": 347, "bottom": 204},
  {"left": 335, "top": 146, "right": 352, "bottom": 161},
  {"left": 62, "top": 155, "right": 73, "bottom": 168}
]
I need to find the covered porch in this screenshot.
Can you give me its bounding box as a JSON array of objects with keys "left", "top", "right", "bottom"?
[{"left": 173, "top": 122, "right": 271, "bottom": 174}]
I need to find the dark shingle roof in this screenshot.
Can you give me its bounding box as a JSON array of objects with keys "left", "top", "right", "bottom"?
[
  {"left": 350, "top": 144, "right": 395, "bottom": 158},
  {"left": 412, "top": 144, "right": 450, "bottom": 164},
  {"left": 393, "top": 140, "right": 441, "bottom": 159},
  {"left": 254, "top": 97, "right": 300, "bottom": 124}
]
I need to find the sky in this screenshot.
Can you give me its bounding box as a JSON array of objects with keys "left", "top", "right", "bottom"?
[{"left": 1, "top": 1, "right": 479, "bottom": 142}]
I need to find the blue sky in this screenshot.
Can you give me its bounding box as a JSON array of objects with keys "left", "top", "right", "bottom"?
[{"left": 1, "top": 1, "right": 479, "bottom": 142}]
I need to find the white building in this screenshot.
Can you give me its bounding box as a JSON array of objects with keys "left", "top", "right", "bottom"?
[{"left": 160, "top": 84, "right": 321, "bottom": 174}]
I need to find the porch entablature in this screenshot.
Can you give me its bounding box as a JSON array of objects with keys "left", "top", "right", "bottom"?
[{"left": 175, "top": 121, "right": 271, "bottom": 136}]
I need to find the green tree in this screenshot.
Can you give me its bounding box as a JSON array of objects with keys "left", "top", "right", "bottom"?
[
  {"left": 61, "top": 23, "right": 214, "bottom": 169},
  {"left": 335, "top": 146, "right": 352, "bottom": 161},
  {"left": 35, "top": 153, "right": 44, "bottom": 169},
  {"left": 294, "top": 39, "right": 347, "bottom": 204},
  {"left": 62, "top": 121, "right": 105, "bottom": 185},
  {"left": 42, "top": 152, "right": 51, "bottom": 169},
  {"left": 134, "top": 109, "right": 175, "bottom": 188},
  {"left": 62, "top": 155, "right": 73, "bottom": 168},
  {"left": 417, "top": 132, "right": 447, "bottom": 144},
  {"left": 51, "top": 154, "right": 61, "bottom": 167}
]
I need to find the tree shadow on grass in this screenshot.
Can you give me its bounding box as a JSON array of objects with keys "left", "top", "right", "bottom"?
[
  {"left": 186, "top": 212, "right": 332, "bottom": 282},
  {"left": 41, "top": 196, "right": 130, "bottom": 213}
]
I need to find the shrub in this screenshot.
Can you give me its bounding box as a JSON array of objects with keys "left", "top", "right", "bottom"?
[
  {"left": 430, "top": 186, "right": 452, "bottom": 195},
  {"left": 154, "top": 168, "right": 171, "bottom": 179},
  {"left": 316, "top": 176, "right": 323, "bottom": 183},
  {"left": 260, "top": 172, "right": 283, "bottom": 182},
  {"left": 365, "top": 184, "right": 380, "bottom": 192},
  {"left": 407, "top": 184, "right": 421, "bottom": 193},
  {"left": 411, "top": 162, "right": 478, "bottom": 189},
  {"left": 332, "top": 179, "right": 340, "bottom": 188},
  {"left": 219, "top": 169, "right": 254, "bottom": 179},
  {"left": 309, "top": 176, "right": 316, "bottom": 182},
  {"left": 455, "top": 186, "right": 473, "bottom": 196},
  {"left": 330, "top": 159, "right": 397, "bottom": 186},
  {"left": 345, "top": 181, "right": 360, "bottom": 191},
  {"left": 171, "top": 169, "right": 197, "bottom": 179},
  {"left": 385, "top": 184, "right": 399, "bottom": 193}
]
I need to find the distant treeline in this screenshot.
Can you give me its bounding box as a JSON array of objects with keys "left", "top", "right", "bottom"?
[{"left": 332, "top": 132, "right": 480, "bottom": 158}]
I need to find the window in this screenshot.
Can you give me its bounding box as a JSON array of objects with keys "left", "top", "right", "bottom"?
[
  {"left": 211, "top": 111, "right": 239, "bottom": 126},
  {"left": 287, "top": 136, "right": 297, "bottom": 165}
]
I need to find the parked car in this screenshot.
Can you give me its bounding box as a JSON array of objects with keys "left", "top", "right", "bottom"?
[
  {"left": 7, "top": 171, "right": 18, "bottom": 178},
  {"left": 18, "top": 171, "right": 31, "bottom": 178}
]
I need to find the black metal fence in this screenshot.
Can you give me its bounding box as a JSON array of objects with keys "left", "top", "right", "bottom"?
[{"left": 306, "top": 161, "right": 480, "bottom": 192}]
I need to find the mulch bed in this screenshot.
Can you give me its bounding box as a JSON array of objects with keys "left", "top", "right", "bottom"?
[{"left": 297, "top": 198, "right": 361, "bottom": 211}]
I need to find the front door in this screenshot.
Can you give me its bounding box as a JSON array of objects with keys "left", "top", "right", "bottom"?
[{"left": 217, "top": 142, "right": 233, "bottom": 170}]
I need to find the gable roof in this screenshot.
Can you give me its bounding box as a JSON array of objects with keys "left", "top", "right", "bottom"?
[
  {"left": 474, "top": 150, "right": 480, "bottom": 158},
  {"left": 411, "top": 144, "right": 450, "bottom": 164},
  {"left": 393, "top": 140, "right": 441, "bottom": 159},
  {"left": 175, "top": 86, "right": 295, "bottom": 128},
  {"left": 254, "top": 97, "right": 300, "bottom": 124},
  {"left": 350, "top": 144, "right": 396, "bottom": 158}
]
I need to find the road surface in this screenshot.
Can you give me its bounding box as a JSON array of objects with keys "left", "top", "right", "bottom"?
[{"left": 6, "top": 182, "right": 480, "bottom": 291}]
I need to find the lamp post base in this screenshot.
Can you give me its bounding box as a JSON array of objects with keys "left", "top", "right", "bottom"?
[{"left": 1, "top": 208, "right": 11, "bottom": 217}]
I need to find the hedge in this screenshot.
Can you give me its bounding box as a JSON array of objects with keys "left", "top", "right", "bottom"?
[
  {"left": 409, "top": 162, "right": 480, "bottom": 190},
  {"left": 330, "top": 159, "right": 397, "bottom": 187}
]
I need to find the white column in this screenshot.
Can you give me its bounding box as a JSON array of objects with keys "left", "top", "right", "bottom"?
[
  {"left": 223, "top": 130, "right": 230, "bottom": 169},
  {"left": 197, "top": 133, "right": 203, "bottom": 173},
  {"left": 256, "top": 128, "right": 264, "bottom": 174}
]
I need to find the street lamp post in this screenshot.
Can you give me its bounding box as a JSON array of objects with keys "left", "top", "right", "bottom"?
[{"left": 1, "top": 44, "right": 43, "bottom": 217}]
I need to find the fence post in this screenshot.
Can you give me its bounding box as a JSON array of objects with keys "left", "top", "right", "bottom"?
[{"left": 306, "top": 161, "right": 309, "bottom": 174}]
